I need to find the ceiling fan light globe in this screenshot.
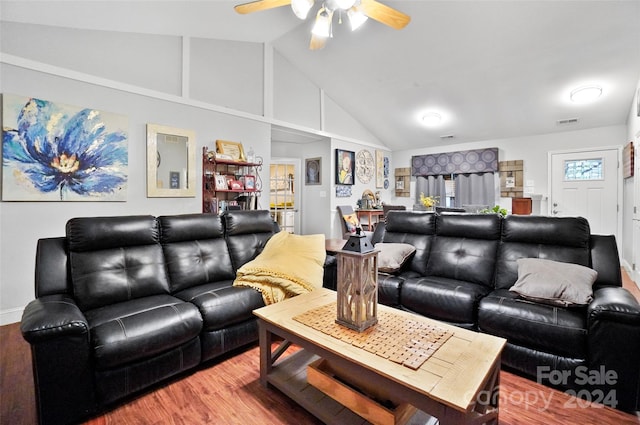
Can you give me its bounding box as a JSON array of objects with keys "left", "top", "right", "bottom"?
[
  {"left": 312, "top": 8, "right": 332, "bottom": 38},
  {"left": 334, "top": 0, "right": 356, "bottom": 10},
  {"left": 291, "top": 0, "right": 314, "bottom": 19},
  {"left": 348, "top": 7, "right": 368, "bottom": 30}
]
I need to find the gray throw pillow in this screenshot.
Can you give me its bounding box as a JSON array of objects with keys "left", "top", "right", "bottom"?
[
  {"left": 375, "top": 243, "right": 416, "bottom": 273},
  {"left": 509, "top": 258, "right": 598, "bottom": 307}
]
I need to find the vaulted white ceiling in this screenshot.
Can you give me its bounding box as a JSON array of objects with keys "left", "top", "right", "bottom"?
[{"left": 3, "top": 0, "right": 639, "bottom": 151}]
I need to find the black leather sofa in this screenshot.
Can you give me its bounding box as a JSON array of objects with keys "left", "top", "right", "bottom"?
[
  {"left": 20, "top": 210, "right": 336, "bottom": 425},
  {"left": 371, "top": 211, "right": 640, "bottom": 412}
]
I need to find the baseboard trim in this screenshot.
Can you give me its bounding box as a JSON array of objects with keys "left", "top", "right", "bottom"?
[
  {"left": 1, "top": 307, "right": 24, "bottom": 326},
  {"left": 622, "top": 259, "right": 637, "bottom": 282}
]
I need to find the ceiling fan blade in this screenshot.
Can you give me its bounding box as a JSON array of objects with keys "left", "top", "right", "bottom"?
[
  {"left": 309, "top": 34, "right": 328, "bottom": 50},
  {"left": 234, "top": 0, "right": 292, "bottom": 14},
  {"left": 359, "top": 0, "right": 410, "bottom": 30}
]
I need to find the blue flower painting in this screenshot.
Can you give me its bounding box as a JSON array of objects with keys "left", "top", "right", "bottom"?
[{"left": 2, "top": 95, "right": 128, "bottom": 201}]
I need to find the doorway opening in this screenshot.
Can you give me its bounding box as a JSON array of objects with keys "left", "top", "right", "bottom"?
[{"left": 270, "top": 159, "right": 301, "bottom": 233}]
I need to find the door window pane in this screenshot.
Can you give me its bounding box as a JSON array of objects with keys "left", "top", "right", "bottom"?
[{"left": 564, "top": 159, "right": 603, "bottom": 181}]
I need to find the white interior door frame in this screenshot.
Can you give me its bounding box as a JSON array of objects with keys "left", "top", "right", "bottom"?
[
  {"left": 271, "top": 157, "right": 301, "bottom": 234},
  {"left": 547, "top": 145, "right": 622, "bottom": 250}
]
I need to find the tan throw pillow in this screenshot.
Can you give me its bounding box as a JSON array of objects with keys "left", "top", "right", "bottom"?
[
  {"left": 343, "top": 213, "right": 360, "bottom": 233},
  {"left": 375, "top": 243, "right": 416, "bottom": 273},
  {"left": 509, "top": 258, "right": 598, "bottom": 307}
]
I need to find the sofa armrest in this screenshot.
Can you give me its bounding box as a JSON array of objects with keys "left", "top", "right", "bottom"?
[
  {"left": 323, "top": 254, "right": 337, "bottom": 290},
  {"left": 587, "top": 287, "right": 640, "bottom": 412},
  {"left": 20, "top": 295, "right": 97, "bottom": 424},
  {"left": 21, "top": 294, "right": 89, "bottom": 342},
  {"left": 590, "top": 235, "right": 622, "bottom": 288}
]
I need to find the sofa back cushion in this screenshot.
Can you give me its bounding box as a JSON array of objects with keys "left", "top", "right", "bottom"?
[
  {"left": 67, "top": 215, "right": 169, "bottom": 311},
  {"left": 382, "top": 211, "right": 436, "bottom": 275},
  {"left": 495, "top": 215, "right": 591, "bottom": 289},
  {"left": 159, "top": 213, "right": 235, "bottom": 293},
  {"left": 426, "top": 214, "right": 502, "bottom": 287},
  {"left": 224, "top": 210, "right": 276, "bottom": 271}
]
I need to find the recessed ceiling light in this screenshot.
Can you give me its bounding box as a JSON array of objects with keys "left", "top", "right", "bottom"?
[
  {"left": 570, "top": 85, "right": 603, "bottom": 104},
  {"left": 421, "top": 112, "right": 442, "bottom": 126}
]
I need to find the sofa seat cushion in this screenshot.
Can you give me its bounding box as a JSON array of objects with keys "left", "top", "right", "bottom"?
[
  {"left": 377, "top": 273, "right": 405, "bottom": 307},
  {"left": 478, "top": 289, "right": 587, "bottom": 358},
  {"left": 175, "top": 282, "right": 265, "bottom": 332},
  {"left": 84, "top": 294, "right": 202, "bottom": 370},
  {"left": 400, "top": 276, "right": 492, "bottom": 325}
]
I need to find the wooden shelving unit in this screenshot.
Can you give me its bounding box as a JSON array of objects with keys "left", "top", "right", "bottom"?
[{"left": 202, "top": 147, "right": 262, "bottom": 214}]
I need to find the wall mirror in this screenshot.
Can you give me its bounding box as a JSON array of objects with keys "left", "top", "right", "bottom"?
[{"left": 147, "top": 123, "right": 196, "bottom": 197}]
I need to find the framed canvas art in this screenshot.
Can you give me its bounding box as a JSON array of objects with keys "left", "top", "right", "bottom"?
[
  {"left": 335, "top": 149, "right": 355, "bottom": 185},
  {"left": 2, "top": 94, "right": 128, "bottom": 201},
  {"left": 376, "top": 150, "right": 384, "bottom": 188},
  {"left": 305, "top": 157, "right": 321, "bottom": 185}
]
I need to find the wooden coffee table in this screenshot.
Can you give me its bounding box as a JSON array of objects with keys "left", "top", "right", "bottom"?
[{"left": 254, "top": 288, "right": 506, "bottom": 425}]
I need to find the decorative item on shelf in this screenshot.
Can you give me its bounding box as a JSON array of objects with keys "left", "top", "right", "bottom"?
[
  {"left": 419, "top": 192, "right": 439, "bottom": 211},
  {"left": 246, "top": 146, "right": 255, "bottom": 163},
  {"left": 216, "top": 140, "right": 245, "bottom": 161},
  {"left": 228, "top": 179, "right": 244, "bottom": 190},
  {"left": 209, "top": 197, "right": 218, "bottom": 214},
  {"left": 241, "top": 175, "right": 256, "bottom": 190},
  {"left": 359, "top": 189, "right": 376, "bottom": 209},
  {"left": 336, "top": 228, "right": 378, "bottom": 332},
  {"left": 214, "top": 174, "right": 228, "bottom": 190}
]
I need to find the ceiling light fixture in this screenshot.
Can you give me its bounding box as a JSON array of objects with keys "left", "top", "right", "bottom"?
[
  {"left": 234, "top": 0, "right": 410, "bottom": 51},
  {"left": 312, "top": 7, "right": 333, "bottom": 38},
  {"left": 291, "top": 0, "right": 314, "bottom": 19},
  {"left": 234, "top": 0, "right": 411, "bottom": 50},
  {"left": 347, "top": 6, "right": 368, "bottom": 30},
  {"left": 569, "top": 85, "right": 603, "bottom": 104},
  {"left": 421, "top": 112, "right": 442, "bottom": 126},
  {"left": 334, "top": 0, "right": 357, "bottom": 9}
]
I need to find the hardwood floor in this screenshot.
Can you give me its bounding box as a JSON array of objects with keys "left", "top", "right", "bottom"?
[{"left": 2, "top": 269, "right": 639, "bottom": 425}]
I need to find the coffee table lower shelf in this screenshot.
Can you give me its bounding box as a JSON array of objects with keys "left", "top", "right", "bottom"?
[{"left": 266, "top": 349, "right": 438, "bottom": 425}]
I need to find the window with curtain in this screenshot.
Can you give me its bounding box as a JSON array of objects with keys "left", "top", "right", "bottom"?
[
  {"left": 415, "top": 172, "right": 497, "bottom": 210},
  {"left": 454, "top": 172, "right": 498, "bottom": 211},
  {"left": 412, "top": 148, "right": 499, "bottom": 211}
]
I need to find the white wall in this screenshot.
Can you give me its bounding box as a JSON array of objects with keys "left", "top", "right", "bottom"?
[
  {"left": 329, "top": 139, "right": 392, "bottom": 239},
  {"left": 0, "top": 23, "right": 387, "bottom": 324},
  {"left": 1, "top": 21, "right": 637, "bottom": 325},
  {"left": 392, "top": 125, "right": 627, "bottom": 211},
  {"left": 0, "top": 63, "right": 273, "bottom": 324},
  {"left": 624, "top": 75, "right": 640, "bottom": 284}
]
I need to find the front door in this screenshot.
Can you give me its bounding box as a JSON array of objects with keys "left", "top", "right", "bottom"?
[{"left": 549, "top": 148, "right": 619, "bottom": 237}]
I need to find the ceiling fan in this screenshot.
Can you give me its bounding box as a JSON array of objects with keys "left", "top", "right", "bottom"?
[{"left": 234, "top": 0, "right": 410, "bottom": 50}]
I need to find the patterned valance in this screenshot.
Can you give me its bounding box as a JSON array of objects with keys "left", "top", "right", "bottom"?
[{"left": 411, "top": 148, "right": 498, "bottom": 176}]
